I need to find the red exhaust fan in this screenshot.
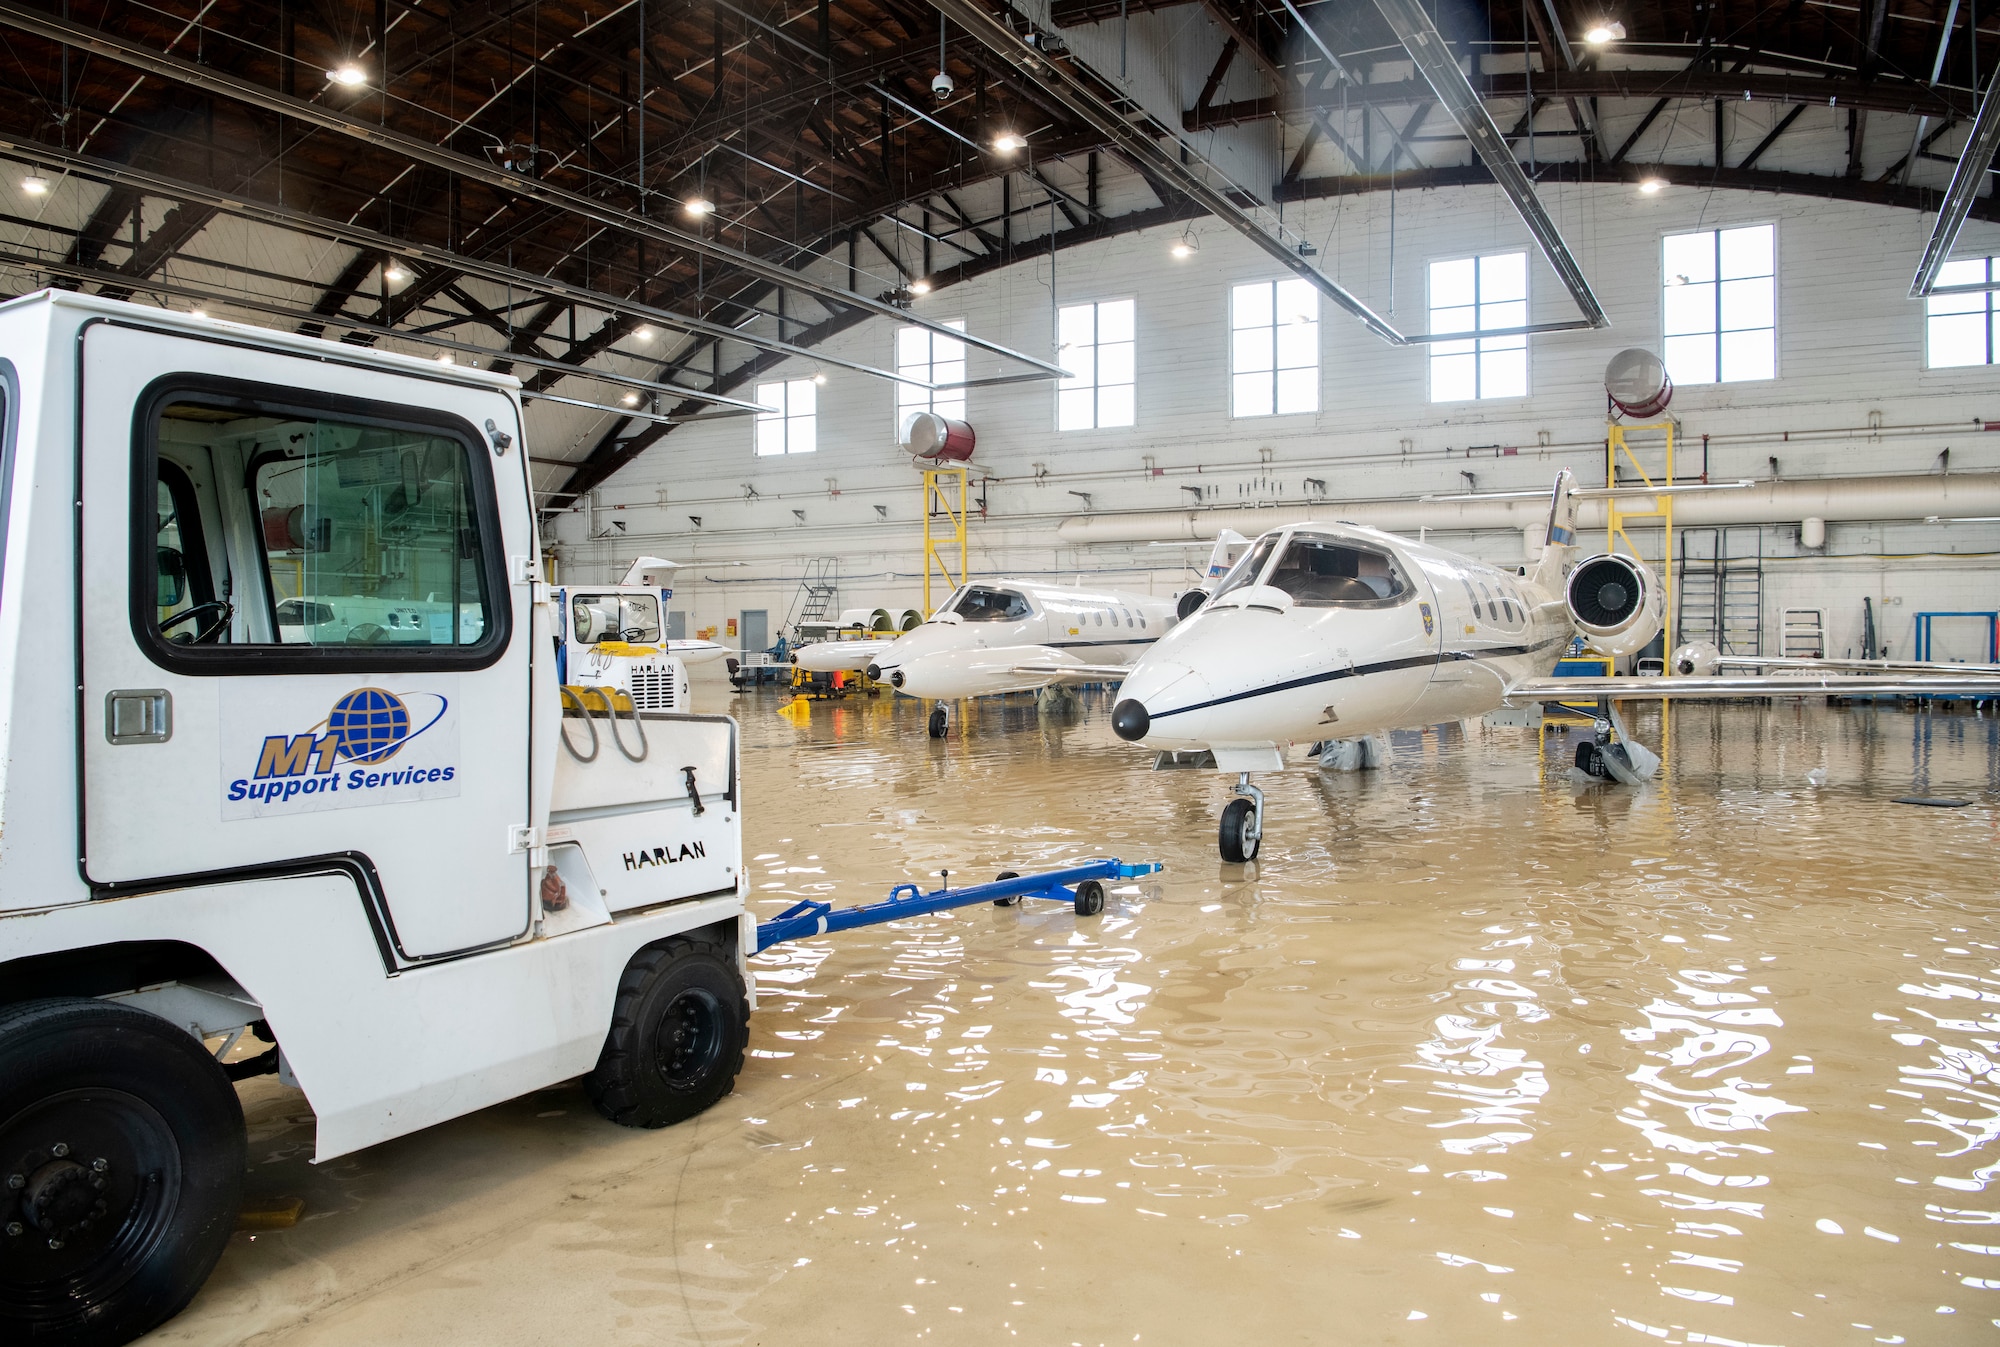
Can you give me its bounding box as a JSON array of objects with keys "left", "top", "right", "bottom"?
[{"left": 1604, "top": 347, "right": 1672, "bottom": 419}]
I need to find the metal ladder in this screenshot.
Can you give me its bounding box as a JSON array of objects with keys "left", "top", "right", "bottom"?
[
  {"left": 785, "top": 558, "right": 839, "bottom": 637},
  {"left": 1782, "top": 608, "right": 1825, "bottom": 658},
  {"left": 1677, "top": 526, "right": 1765, "bottom": 655}
]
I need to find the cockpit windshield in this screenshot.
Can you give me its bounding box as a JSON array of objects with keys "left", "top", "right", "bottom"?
[
  {"left": 1207, "top": 535, "right": 1280, "bottom": 603},
  {"left": 1266, "top": 536, "right": 1411, "bottom": 606},
  {"left": 948, "top": 586, "right": 1032, "bottom": 622}
]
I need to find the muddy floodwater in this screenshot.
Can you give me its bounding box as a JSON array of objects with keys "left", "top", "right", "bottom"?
[{"left": 151, "top": 683, "right": 2000, "bottom": 1346}]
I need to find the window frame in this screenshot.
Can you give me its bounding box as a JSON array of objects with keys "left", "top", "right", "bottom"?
[
  {"left": 1426, "top": 250, "right": 1530, "bottom": 403},
  {"left": 1055, "top": 297, "right": 1138, "bottom": 432},
  {"left": 1925, "top": 256, "right": 2000, "bottom": 368},
  {"left": 1229, "top": 278, "right": 1320, "bottom": 419},
  {"left": 132, "top": 373, "right": 514, "bottom": 677},
  {"left": 754, "top": 377, "right": 817, "bottom": 456},
  {"left": 895, "top": 318, "right": 968, "bottom": 434},
  {"left": 1660, "top": 222, "right": 1778, "bottom": 386}
]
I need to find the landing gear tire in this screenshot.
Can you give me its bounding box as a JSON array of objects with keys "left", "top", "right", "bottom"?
[
  {"left": 1219, "top": 797, "right": 1261, "bottom": 863},
  {"left": 1073, "top": 880, "right": 1106, "bottom": 917},
  {"left": 1574, "top": 740, "right": 1610, "bottom": 780},
  {"left": 0, "top": 997, "right": 246, "bottom": 1347},
  {"left": 992, "top": 871, "right": 1022, "bottom": 907},
  {"left": 927, "top": 706, "right": 948, "bottom": 739},
  {"left": 586, "top": 935, "right": 749, "bottom": 1129}
]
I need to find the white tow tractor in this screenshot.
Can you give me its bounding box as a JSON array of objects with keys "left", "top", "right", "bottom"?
[{"left": 0, "top": 292, "right": 754, "bottom": 1346}]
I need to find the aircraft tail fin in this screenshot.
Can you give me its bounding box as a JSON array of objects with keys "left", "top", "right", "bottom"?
[
  {"left": 1532, "top": 471, "right": 1578, "bottom": 590},
  {"left": 1201, "top": 530, "right": 1248, "bottom": 590}
]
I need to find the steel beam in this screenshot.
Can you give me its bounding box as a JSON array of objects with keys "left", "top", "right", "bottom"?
[
  {"left": 1912, "top": 74, "right": 2000, "bottom": 295},
  {"left": 1367, "top": 0, "right": 1607, "bottom": 329},
  {"left": 924, "top": 0, "right": 1407, "bottom": 344},
  {"left": 0, "top": 0, "right": 1067, "bottom": 380}
]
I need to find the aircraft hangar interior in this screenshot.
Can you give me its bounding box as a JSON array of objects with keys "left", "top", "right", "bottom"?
[{"left": 6, "top": 0, "right": 2000, "bottom": 1343}]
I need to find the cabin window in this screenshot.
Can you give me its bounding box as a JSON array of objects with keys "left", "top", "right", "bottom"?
[
  {"left": 950, "top": 586, "right": 1031, "bottom": 622},
  {"left": 571, "top": 592, "right": 663, "bottom": 643},
  {"left": 1267, "top": 537, "right": 1412, "bottom": 607}
]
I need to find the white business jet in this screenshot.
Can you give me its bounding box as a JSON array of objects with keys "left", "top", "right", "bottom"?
[
  {"left": 1100, "top": 472, "right": 2000, "bottom": 861},
  {"left": 865, "top": 578, "right": 1181, "bottom": 738},
  {"left": 789, "top": 538, "right": 1245, "bottom": 737}
]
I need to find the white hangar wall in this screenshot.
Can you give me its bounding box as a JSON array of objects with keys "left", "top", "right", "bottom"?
[{"left": 545, "top": 182, "right": 2000, "bottom": 666}]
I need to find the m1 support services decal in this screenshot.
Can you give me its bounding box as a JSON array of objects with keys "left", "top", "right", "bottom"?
[{"left": 220, "top": 680, "right": 460, "bottom": 820}]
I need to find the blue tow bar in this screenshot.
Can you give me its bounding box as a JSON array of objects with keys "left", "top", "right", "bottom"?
[{"left": 755, "top": 859, "right": 1165, "bottom": 954}]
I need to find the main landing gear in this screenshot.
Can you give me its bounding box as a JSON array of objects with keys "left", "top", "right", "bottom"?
[{"left": 1219, "top": 773, "right": 1263, "bottom": 863}]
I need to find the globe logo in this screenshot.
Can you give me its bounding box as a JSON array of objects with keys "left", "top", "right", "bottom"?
[{"left": 327, "top": 687, "right": 412, "bottom": 765}]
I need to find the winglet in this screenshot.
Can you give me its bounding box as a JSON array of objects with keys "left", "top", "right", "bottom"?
[{"left": 1532, "top": 470, "right": 1578, "bottom": 589}]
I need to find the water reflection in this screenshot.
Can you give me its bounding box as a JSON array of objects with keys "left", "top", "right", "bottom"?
[{"left": 731, "top": 695, "right": 2000, "bottom": 1342}]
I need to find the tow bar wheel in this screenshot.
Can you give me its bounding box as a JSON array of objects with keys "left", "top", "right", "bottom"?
[
  {"left": 0, "top": 998, "right": 246, "bottom": 1347},
  {"left": 587, "top": 935, "right": 750, "bottom": 1129}
]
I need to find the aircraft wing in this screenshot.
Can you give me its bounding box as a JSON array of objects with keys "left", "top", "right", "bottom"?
[
  {"left": 1709, "top": 654, "right": 2000, "bottom": 676},
  {"left": 1504, "top": 673, "right": 2000, "bottom": 704},
  {"left": 793, "top": 638, "right": 893, "bottom": 673},
  {"left": 1008, "top": 661, "right": 1133, "bottom": 681}
]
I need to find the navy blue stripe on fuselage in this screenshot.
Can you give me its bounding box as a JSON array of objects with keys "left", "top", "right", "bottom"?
[{"left": 1148, "top": 633, "right": 1568, "bottom": 720}]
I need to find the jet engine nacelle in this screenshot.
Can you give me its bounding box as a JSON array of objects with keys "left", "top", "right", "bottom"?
[
  {"left": 1671, "top": 641, "right": 1721, "bottom": 676},
  {"left": 1565, "top": 553, "right": 1664, "bottom": 658}
]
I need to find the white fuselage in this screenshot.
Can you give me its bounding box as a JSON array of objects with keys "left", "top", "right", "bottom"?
[
  {"left": 1114, "top": 524, "right": 1571, "bottom": 753},
  {"left": 870, "top": 579, "right": 1179, "bottom": 700}
]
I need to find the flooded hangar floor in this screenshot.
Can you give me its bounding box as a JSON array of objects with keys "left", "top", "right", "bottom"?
[{"left": 157, "top": 690, "right": 2000, "bottom": 1345}]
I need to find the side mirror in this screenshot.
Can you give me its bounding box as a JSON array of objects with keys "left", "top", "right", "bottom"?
[{"left": 157, "top": 547, "right": 188, "bottom": 607}]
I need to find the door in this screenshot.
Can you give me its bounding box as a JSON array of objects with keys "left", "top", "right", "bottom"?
[
  {"left": 80, "top": 322, "right": 534, "bottom": 960},
  {"left": 740, "top": 610, "right": 768, "bottom": 655},
  {"left": 665, "top": 609, "right": 686, "bottom": 640}
]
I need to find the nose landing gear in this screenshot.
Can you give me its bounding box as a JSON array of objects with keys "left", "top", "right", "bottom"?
[
  {"left": 927, "top": 704, "right": 949, "bottom": 739},
  {"left": 1219, "top": 774, "right": 1263, "bottom": 863}
]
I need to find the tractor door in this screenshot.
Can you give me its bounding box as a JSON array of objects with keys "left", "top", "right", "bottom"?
[{"left": 78, "top": 320, "right": 534, "bottom": 960}]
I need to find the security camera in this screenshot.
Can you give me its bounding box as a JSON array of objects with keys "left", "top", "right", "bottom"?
[{"left": 931, "top": 70, "right": 955, "bottom": 101}]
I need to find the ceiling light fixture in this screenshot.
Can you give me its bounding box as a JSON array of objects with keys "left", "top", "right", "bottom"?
[
  {"left": 20, "top": 174, "right": 49, "bottom": 196},
  {"left": 634, "top": 325, "right": 655, "bottom": 342},
  {"left": 683, "top": 197, "right": 714, "bottom": 216},
  {"left": 435, "top": 353, "right": 454, "bottom": 365},
  {"left": 910, "top": 279, "right": 932, "bottom": 295},
  {"left": 328, "top": 64, "right": 367, "bottom": 86},
  {"left": 992, "top": 132, "right": 1024, "bottom": 154},
  {"left": 1638, "top": 177, "right": 1665, "bottom": 194},
  {"left": 383, "top": 262, "right": 408, "bottom": 282},
  {"left": 1582, "top": 21, "right": 1625, "bottom": 44},
  {"left": 622, "top": 392, "right": 641, "bottom": 406},
  {"left": 812, "top": 371, "right": 829, "bottom": 386},
  {"left": 1170, "top": 230, "right": 1200, "bottom": 260},
  {"left": 190, "top": 308, "right": 208, "bottom": 319}
]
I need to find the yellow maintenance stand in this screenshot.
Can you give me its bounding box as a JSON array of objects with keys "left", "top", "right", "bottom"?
[
  {"left": 921, "top": 466, "right": 968, "bottom": 616},
  {"left": 1604, "top": 418, "right": 1677, "bottom": 649}
]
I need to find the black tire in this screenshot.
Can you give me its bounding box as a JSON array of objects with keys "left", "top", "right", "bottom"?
[
  {"left": 927, "top": 706, "right": 948, "bottom": 739},
  {"left": 586, "top": 936, "right": 748, "bottom": 1129},
  {"left": 1073, "top": 880, "right": 1106, "bottom": 917},
  {"left": 1219, "top": 798, "right": 1260, "bottom": 863},
  {"left": 992, "top": 870, "right": 1022, "bottom": 908},
  {"left": 0, "top": 997, "right": 246, "bottom": 1347},
  {"left": 1574, "top": 740, "right": 1609, "bottom": 779}
]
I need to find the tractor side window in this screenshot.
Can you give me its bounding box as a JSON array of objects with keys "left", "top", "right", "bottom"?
[
  {"left": 239, "top": 413, "right": 491, "bottom": 649},
  {"left": 952, "top": 587, "right": 1031, "bottom": 622},
  {"left": 142, "top": 393, "right": 508, "bottom": 671},
  {"left": 155, "top": 463, "right": 220, "bottom": 644},
  {"left": 571, "top": 592, "right": 661, "bottom": 643},
  {"left": 1268, "top": 537, "right": 1412, "bottom": 607}
]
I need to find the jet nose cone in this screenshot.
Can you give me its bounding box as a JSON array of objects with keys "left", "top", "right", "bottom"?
[{"left": 1111, "top": 698, "right": 1151, "bottom": 742}]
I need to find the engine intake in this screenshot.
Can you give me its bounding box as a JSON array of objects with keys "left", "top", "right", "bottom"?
[{"left": 1564, "top": 553, "right": 1663, "bottom": 658}]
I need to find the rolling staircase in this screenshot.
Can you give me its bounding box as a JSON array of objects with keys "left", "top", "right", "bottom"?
[
  {"left": 785, "top": 558, "right": 839, "bottom": 639},
  {"left": 1677, "top": 526, "right": 1764, "bottom": 655}
]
